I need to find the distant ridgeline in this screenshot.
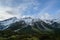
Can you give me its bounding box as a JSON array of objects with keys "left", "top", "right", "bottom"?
[{"left": 0, "top": 17, "right": 60, "bottom": 40}]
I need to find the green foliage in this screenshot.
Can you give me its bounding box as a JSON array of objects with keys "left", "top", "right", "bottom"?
[{"left": 0, "top": 29, "right": 59, "bottom": 40}]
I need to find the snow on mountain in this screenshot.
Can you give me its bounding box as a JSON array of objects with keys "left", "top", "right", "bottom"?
[
  {"left": 0, "top": 17, "right": 18, "bottom": 30},
  {"left": 1, "top": 17, "right": 18, "bottom": 25},
  {"left": 22, "top": 17, "right": 33, "bottom": 25},
  {"left": 0, "top": 16, "right": 60, "bottom": 30}
]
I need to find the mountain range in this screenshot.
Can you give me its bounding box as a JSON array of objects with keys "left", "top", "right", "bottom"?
[
  {"left": 0, "top": 17, "right": 60, "bottom": 32},
  {"left": 0, "top": 17, "right": 60, "bottom": 40}
]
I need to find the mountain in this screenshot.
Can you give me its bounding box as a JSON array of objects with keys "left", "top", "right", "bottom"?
[
  {"left": 0, "top": 17, "right": 18, "bottom": 30},
  {"left": 0, "top": 17, "right": 60, "bottom": 32},
  {"left": 4, "top": 17, "right": 59, "bottom": 32},
  {"left": 0, "top": 17, "right": 60, "bottom": 40}
]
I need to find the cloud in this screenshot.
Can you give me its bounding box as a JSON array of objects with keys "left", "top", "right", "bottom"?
[
  {"left": 54, "top": 10, "right": 60, "bottom": 19},
  {"left": 0, "top": 0, "right": 60, "bottom": 21},
  {"left": 36, "top": 0, "right": 58, "bottom": 20},
  {"left": 0, "top": 0, "right": 12, "bottom": 6},
  {"left": 0, "top": 6, "right": 15, "bottom": 20},
  {"left": 38, "top": 13, "right": 53, "bottom": 20},
  {"left": 12, "top": 0, "right": 40, "bottom": 16},
  {"left": 0, "top": 0, "right": 40, "bottom": 20}
]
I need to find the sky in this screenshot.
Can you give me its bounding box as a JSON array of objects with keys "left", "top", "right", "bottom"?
[{"left": 0, "top": 0, "right": 60, "bottom": 20}]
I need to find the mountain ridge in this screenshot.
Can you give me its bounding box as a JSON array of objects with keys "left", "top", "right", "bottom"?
[{"left": 0, "top": 17, "right": 60, "bottom": 31}]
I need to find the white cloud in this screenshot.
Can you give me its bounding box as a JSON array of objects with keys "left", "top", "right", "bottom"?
[
  {"left": 0, "top": 0, "right": 40, "bottom": 20},
  {"left": 0, "top": 7, "right": 14, "bottom": 20},
  {"left": 36, "top": 0, "right": 57, "bottom": 20},
  {"left": 9, "top": 0, "right": 40, "bottom": 18},
  {"left": 38, "top": 13, "right": 53, "bottom": 20},
  {"left": 0, "top": 0, "right": 59, "bottom": 21}
]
